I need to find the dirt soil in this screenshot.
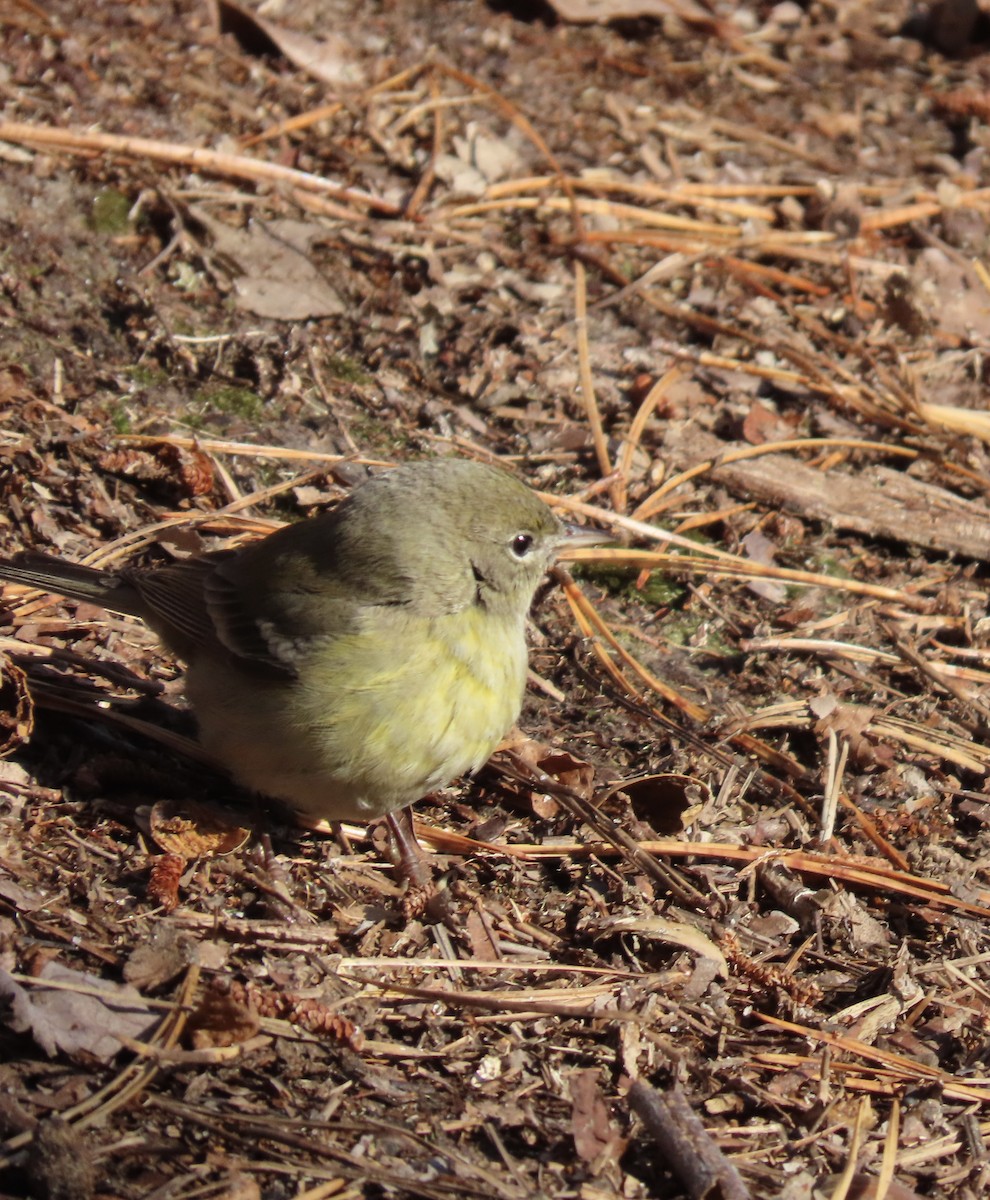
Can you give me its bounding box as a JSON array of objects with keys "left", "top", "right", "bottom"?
[{"left": 3, "top": 0, "right": 990, "bottom": 1197}]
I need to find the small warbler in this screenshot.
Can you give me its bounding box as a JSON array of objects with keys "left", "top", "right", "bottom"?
[{"left": 0, "top": 459, "right": 599, "bottom": 844}]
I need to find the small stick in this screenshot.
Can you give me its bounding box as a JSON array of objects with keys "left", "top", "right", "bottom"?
[{"left": 628, "top": 1077, "right": 751, "bottom": 1200}]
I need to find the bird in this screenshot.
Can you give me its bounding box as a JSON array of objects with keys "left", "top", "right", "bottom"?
[{"left": 0, "top": 458, "right": 601, "bottom": 887}]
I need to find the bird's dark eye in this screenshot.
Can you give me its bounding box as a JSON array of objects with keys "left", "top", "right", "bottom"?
[{"left": 511, "top": 533, "right": 534, "bottom": 558}]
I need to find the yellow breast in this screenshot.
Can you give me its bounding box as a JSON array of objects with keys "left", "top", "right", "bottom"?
[{"left": 188, "top": 603, "right": 529, "bottom": 822}]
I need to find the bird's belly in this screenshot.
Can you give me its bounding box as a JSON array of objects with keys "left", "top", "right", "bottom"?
[{"left": 185, "top": 607, "right": 528, "bottom": 822}]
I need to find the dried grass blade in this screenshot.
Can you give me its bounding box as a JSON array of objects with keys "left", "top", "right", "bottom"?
[
  {"left": 0, "top": 121, "right": 397, "bottom": 215},
  {"left": 573, "top": 261, "right": 614, "bottom": 486}
]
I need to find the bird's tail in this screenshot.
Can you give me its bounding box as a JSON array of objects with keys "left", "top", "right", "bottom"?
[{"left": 0, "top": 551, "right": 144, "bottom": 617}]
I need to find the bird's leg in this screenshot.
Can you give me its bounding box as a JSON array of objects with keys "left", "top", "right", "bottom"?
[
  {"left": 252, "top": 832, "right": 308, "bottom": 921},
  {"left": 386, "top": 807, "right": 431, "bottom": 887},
  {"left": 386, "top": 808, "right": 438, "bottom": 919},
  {"left": 332, "top": 821, "right": 355, "bottom": 855}
]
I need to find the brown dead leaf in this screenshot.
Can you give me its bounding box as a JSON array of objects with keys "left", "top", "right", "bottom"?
[
  {"left": 0, "top": 962, "right": 158, "bottom": 1063},
  {"left": 216, "top": 0, "right": 365, "bottom": 87},
  {"left": 811, "top": 697, "right": 886, "bottom": 768},
  {"left": 149, "top": 800, "right": 251, "bottom": 858},
  {"left": 495, "top": 739, "right": 597, "bottom": 818},
  {"left": 741, "top": 528, "right": 777, "bottom": 568},
  {"left": 191, "top": 208, "right": 345, "bottom": 321},
  {"left": 123, "top": 922, "right": 192, "bottom": 991},
  {"left": 602, "top": 773, "right": 709, "bottom": 834},
  {"left": 741, "top": 400, "right": 801, "bottom": 446},
  {"left": 741, "top": 529, "right": 788, "bottom": 603},
  {"left": 912, "top": 247, "right": 990, "bottom": 343},
  {"left": 570, "top": 1068, "right": 622, "bottom": 1164},
  {"left": 0, "top": 869, "right": 49, "bottom": 913},
  {"left": 825, "top": 891, "right": 894, "bottom": 954},
  {"left": 538, "top": 751, "right": 596, "bottom": 799},
  {"left": 533, "top": 751, "right": 595, "bottom": 818},
  {"left": 186, "top": 980, "right": 261, "bottom": 1049},
  {"left": 0, "top": 364, "right": 36, "bottom": 409},
  {"left": 605, "top": 915, "right": 729, "bottom": 979}
]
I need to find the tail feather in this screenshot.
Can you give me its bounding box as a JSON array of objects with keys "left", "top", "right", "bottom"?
[{"left": 0, "top": 551, "right": 144, "bottom": 617}]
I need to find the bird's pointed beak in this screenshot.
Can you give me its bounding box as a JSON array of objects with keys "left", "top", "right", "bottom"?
[{"left": 554, "top": 522, "right": 611, "bottom": 559}]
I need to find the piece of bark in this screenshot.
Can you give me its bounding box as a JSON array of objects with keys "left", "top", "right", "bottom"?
[
  {"left": 661, "top": 424, "right": 990, "bottom": 561},
  {"left": 628, "top": 1077, "right": 751, "bottom": 1200}
]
